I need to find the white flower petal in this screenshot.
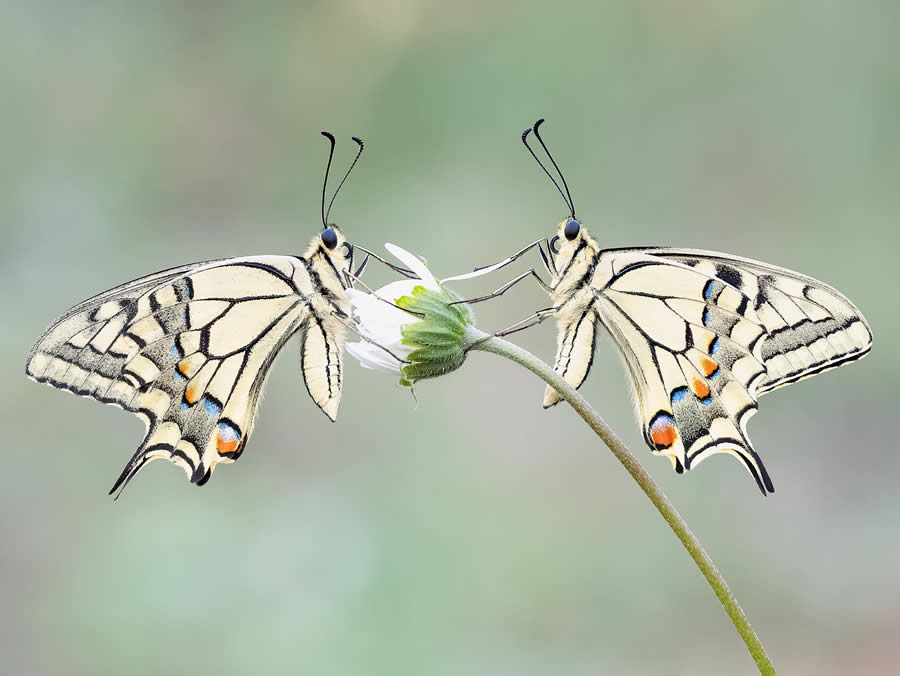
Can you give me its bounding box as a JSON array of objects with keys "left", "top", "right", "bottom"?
[
  {"left": 376, "top": 279, "right": 422, "bottom": 302},
  {"left": 347, "top": 286, "right": 411, "bottom": 332},
  {"left": 441, "top": 258, "right": 510, "bottom": 282},
  {"left": 345, "top": 341, "right": 406, "bottom": 373},
  {"left": 346, "top": 242, "right": 481, "bottom": 380},
  {"left": 344, "top": 288, "right": 370, "bottom": 304},
  {"left": 385, "top": 243, "right": 439, "bottom": 290}
]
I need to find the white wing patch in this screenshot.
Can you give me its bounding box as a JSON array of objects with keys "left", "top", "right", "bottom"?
[{"left": 25, "top": 256, "right": 346, "bottom": 493}]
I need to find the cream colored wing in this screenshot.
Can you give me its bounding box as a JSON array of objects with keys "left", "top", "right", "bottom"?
[
  {"left": 636, "top": 248, "right": 873, "bottom": 393},
  {"left": 590, "top": 249, "right": 871, "bottom": 494},
  {"left": 593, "top": 253, "right": 774, "bottom": 493},
  {"left": 300, "top": 318, "right": 344, "bottom": 422},
  {"left": 542, "top": 308, "right": 599, "bottom": 408},
  {"left": 26, "top": 257, "right": 324, "bottom": 492}
]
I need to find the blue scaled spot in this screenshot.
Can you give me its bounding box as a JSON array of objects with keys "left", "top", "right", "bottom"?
[
  {"left": 671, "top": 386, "right": 689, "bottom": 404},
  {"left": 709, "top": 369, "right": 720, "bottom": 381},
  {"left": 173, "top": 368, "right": 186, "bottom": 381},
  {"left": 170, "top": 343, "right": 181, "bottom": 358},
  {"left": 699, "top": 395, "right": 713, "bottom": 405},
  {"left": 709, "top": 337, "right": 721, "bottom": 354},
  {"left": 702, "top": 307, "right": 711, "bottom": 325},
  {"left": 703, "top": 280, "right": 714, "bottom": 300},
  {"left": 180, "top": 402, "right": 190, "bottom": 412},
  {"left": 203, "top": 396, "right": 222, "bottom": 416}
]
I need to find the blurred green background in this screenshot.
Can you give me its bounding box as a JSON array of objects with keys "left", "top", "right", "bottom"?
[{"left": 3, "top": 2, "right": 899, "bottom": 674}]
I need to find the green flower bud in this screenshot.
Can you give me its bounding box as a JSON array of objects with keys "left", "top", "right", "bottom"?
[{"left": 396, "top": 286, "right": 476, "bottom": 386}]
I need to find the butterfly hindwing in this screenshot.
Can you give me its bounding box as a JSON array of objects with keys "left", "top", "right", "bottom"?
[
  {"left": 542, "top": 306, "right": 599, "bottom": 408},
  {"left": 300, "top": 317, "right": 345, "bottom": 422},
  {"left": 590, "top": 253, "right": 775, "bottom": 491},
  {"left": 26, "top": 255, "right": 347, "bottom": 491}
]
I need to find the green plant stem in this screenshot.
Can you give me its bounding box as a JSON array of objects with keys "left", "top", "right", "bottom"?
[{"left": 468, "top": 329, "right": 775, "bottom": 675}]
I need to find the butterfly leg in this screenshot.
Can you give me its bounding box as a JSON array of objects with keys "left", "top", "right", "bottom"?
[
  {"left": 471, "top": 238, "right": 550, "bottom": 274},
  {"left": 351, "top": 245, "right": 418, "bottom": 279},
  {"left": 489, "top": 306, "right": 558, "bottom": 338},
  {"left": 448, "top": 268, "right": 551, "bottom": 306},
  {"left": 343, "top": 270, "right": 425, "bottom": 318},
  {"left": 464, "top": 306, "right": 558, "bottom": 353}
]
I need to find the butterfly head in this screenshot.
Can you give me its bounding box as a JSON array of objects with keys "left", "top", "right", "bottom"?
[
  {"left": 314, "top": 224, "right": 354, "bottom": 266},
  {"left": 546, "top": 217, "right": 590, "bottom": 280}
]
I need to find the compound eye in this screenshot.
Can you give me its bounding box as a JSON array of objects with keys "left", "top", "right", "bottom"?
[
  {"left": 321, "top": 228, "right": 338, "bottom": 249},
  {"left": 564, "top": 219, "right": 581, "bottom": 240}
]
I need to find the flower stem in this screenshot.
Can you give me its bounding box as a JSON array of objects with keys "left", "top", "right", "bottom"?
[{"left": 469, "top": 329, "right": 775, "bottom": 675}]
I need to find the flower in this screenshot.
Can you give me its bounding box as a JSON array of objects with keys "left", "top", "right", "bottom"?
[{"left": 345, "top": 243, "right": 502, "bottom": 385}]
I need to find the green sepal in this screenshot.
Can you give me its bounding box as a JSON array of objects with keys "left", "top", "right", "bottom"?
[{"left": 395, "top": 285, "right": 473, "bottom": 386}]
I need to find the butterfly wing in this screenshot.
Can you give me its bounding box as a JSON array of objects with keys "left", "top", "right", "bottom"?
[
  {"left": 300, "top": 316, "right": 344, "bottom": 422},
  {"left": 583, "top": 249, "right": 870, "bottom": 494},
  {"left": 637, "top": 248, "right": 873, "bottom": 394},
  {"left": 542, "top": 306, "right": 599, "bottom": 408},
  {"left": 26, "top": 256, "right": 333, "bottom": 491}
]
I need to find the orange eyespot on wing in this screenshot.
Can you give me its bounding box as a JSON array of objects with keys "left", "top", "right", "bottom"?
[
  {"left": 175, "top": 353, "right": 205, "bottom": 380},
  {"left": 692, "top": 379, "right": 710, "bottom": 399},
  {"left": 184, "top": 383, "right": 200, "bottom": 405},
  {"left": 216, "top": 421, "right": 242, "bottom": 457},
  {"left": 649, "top": 412, "right": 678, "bottom": 450},
  {"left": 700, "top": 357, "right": 719, "bottom": 378}
]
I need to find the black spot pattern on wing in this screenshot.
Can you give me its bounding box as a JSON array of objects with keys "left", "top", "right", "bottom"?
[{"left": 715, "top": 263, "right": 743, "bottom": 290}]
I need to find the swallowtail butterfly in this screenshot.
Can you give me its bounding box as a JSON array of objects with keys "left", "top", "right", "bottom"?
[
  {"left": 476, "top": 120, "right": 873, "bottom": 494},
  {"left": 26, "top": 133, "right": 410, "bottom": 494}
]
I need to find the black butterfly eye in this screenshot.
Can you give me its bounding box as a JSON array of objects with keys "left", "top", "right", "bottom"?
[
  {"left": 341, "top": 242, "right": 352, "bottom": 259},
  {"left": 321, "top": 228, "right": 338, "bottom": 249},
  {"left": 564, "top": 219, "right": 580, "bottom": 240}
]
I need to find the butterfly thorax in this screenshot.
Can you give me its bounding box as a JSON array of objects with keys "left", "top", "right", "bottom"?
[
  {"left": 549, "top": 222, "right": 604, "bottom": 311},
  {"left": 298, "top": 229, "right": 353, "bottom": 323}
]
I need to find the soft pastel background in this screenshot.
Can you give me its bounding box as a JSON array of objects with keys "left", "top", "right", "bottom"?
[{"left": 3, "top": 2, "right": 898, "bottom": 674}]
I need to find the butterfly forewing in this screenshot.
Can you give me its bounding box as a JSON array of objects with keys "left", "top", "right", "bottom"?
[{"left": 641, "top": 249, "right": 873, "bottom": 394}]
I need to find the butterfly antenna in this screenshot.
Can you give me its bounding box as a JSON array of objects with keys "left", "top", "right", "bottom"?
[
  {"left": 532, "top": 118, "right": 575, "bottom": 218},
  {"left": 320, "top": 131, "right": 336, "bottom": 228},
  {"left": 325, "top": 136, "right": 365, "bottom": 224},
  {"left": 522, "top": 125, "right": 573, "bottom": 217}
]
